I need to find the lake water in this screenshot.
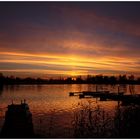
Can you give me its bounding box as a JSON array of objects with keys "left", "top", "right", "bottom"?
[{"left": 0, "top": 84, "right": 140, "bottom": 138}]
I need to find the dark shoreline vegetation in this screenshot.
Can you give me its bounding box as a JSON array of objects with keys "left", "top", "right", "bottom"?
[
  {"left": 0, "top": 73, "right": 140, "bottom": 85},
  {"left": 72, "top": 101, "right": 140, "bottom": 138}
]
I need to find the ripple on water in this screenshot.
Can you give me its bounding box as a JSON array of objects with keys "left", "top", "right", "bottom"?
[{"left": 0, "top": 84, "right": 140, "bottom": 138}]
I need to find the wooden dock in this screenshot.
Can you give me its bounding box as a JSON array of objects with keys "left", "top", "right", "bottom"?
[
  {"left": 69, "top": 91, "right": 140, "bottom": 105},
  {"left": 0, "top": 100, "right": 34, "bottom": 138},
  {"left": 69, "top": 92, "right": 83, "bottom": 96}
]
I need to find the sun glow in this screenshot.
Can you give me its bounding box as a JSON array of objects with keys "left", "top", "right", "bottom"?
[{"left": 0, "top": 51, "right": 139, "bottom": 77}]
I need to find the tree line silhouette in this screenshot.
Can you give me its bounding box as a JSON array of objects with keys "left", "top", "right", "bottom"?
[{"left": 0, "top": 73, "right": 140, "bottom": 85}]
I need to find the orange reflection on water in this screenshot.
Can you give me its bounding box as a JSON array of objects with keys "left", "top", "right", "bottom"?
[{"left": 1, "top": 84, "right": 140, "bottom": 137}]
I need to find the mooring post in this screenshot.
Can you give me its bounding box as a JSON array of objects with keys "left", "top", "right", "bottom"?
[
  {"left": 24, "top": 99, "right": 26, "bottom": 104},
  {"left": 118, "top": 85, "right": 120, "bottom": 95},
  {"left": 96, "top": 85, "right": 98, "bottom": 92}
]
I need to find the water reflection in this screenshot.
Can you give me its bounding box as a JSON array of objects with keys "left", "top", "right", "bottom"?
[
  {"left": 0, "top": 84, "right": 140, "bottom": 138},
  {"left": 36, "top": 85, "right": 43, "bottom": 92},
  {"left": 129, "top": 84, "right": 136, "bottom": 95}
]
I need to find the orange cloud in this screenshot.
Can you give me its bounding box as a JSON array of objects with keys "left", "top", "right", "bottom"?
[{"left": 0, "top": 51, "right": 139, "bottom": 77}]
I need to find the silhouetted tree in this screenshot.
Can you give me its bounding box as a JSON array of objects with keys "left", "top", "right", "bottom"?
[
  {"left": 65, "top": 77, "right": 73, "bottom": 84},
  {"left": 0, "top": 73, "right": 139, "bottom": 85},
  {"left": 118, "top": 75, "right": 127, "bottom": 84},
  {"left": 137, "top": 77, "right": 140, "bottom": 84},
  {"left": 109, "top": 76, "right": 117, "bottom": 84},
  {"left": 128, "top": 75, "right": 135, "bottom": 84},
  {"left": 95, "top": 75, "right": 103, "bottom": 84},
  {"left": 86, "top": 75, "right": 93, "bottom": 83},
  {"left": 76, "top": 76, "right": 83, "bottom": 83},
  {"left": 0, "top": 73, "right": 4, "bottom": 86}
]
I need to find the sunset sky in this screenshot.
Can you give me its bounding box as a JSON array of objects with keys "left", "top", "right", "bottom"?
[{"left": 0, "top": 2, "right": 140, "bottom": 78}]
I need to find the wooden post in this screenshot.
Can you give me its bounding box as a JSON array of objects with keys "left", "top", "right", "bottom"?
[
  {"left": 96, "top": 85, "right": 98, "bottom": 92},
  {"left": 118, "top": 85, "right": 120, "bottom": 95}
]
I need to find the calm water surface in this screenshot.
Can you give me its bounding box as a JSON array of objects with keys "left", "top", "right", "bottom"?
[{"left": 0, "top": 84, "right": 140, "bottom": 138}]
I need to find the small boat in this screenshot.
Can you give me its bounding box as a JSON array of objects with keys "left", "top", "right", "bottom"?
[{"left": 0, "top": 100, "right": 34, "bottom": 138}]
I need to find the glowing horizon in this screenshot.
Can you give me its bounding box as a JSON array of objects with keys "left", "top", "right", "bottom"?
[{"left": 0, "top": 2, "right": 140, "bottom": 78}]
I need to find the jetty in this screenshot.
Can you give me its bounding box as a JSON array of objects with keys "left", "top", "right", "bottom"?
[
  {"left": 0, "top": 100, "right": 34, "bottom": 138},
  {"left": 69, "top": 90, "right": 140, "bottom": 105}
]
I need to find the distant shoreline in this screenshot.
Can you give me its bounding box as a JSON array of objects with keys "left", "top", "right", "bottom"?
[
  {"left": 1, "top": 73, "right": 140, "bottom": 85},
  {"left": 1, "top": 82, "right": 140, "bottom": 86}
]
